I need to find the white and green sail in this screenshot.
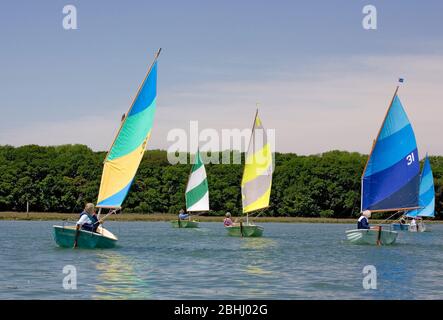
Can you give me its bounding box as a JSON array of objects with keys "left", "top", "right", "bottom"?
[{"left": 185, "top": 150, "right": 209, "bottom": 212}]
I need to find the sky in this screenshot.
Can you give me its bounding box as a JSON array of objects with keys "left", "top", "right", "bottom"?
[{"left": 0, "top": 0, "right": 442, "bottom": 155}]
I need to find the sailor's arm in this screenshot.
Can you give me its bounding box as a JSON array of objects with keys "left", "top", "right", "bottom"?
[{"left": 76, "top": 215, "right": 88, "bottom": 226}]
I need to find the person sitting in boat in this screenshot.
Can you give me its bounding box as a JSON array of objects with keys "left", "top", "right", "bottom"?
[
  {"left": 357, "top": 210, "right": 371, "bottom": 229},
  {"left": 417, "top": 217, "right": 424, "bottom": 230},
  {"left": 76, "top": 203, "right": 100, "bottom": 233},
  {"left": 178, "top": 209, "right": 189, "bottom": 220},
  {"left": 399, "top": 216, "right": 406, "bottom": 225},
  {"left": 224, "top": 212, "right": 233, "bottom": 227},
  {"left": 410, "top": 218, "right": 417, "bottom": 231}
]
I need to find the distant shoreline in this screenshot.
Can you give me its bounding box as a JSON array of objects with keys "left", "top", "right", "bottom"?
[{"left": 0, "top": 212, "right": 441, "bottom": 224}]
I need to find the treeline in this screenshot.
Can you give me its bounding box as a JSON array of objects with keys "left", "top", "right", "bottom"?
[{"left": 0, "top": 145, "right": 442, "bottom": 218}]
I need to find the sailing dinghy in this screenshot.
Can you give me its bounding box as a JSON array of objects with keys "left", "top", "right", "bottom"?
[
  {"left": 404, "top": 155, "right": 435, "bottom": 232},
  {"left": 172, "top": 149, "right": 209, "bottom": 228},
  {"left": 346, "top": 86, "right": 420, "bottom": 245},
  {"left": 53, "top": 225, "right": 117, "bottom": 249},
  {"left": 53, "top": 49, "right": 161, "bottom": 248},
  {"left": 226, "top": 110, "right": 273, "bottom": 237}
]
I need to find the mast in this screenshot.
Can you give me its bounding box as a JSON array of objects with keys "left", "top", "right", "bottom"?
[
  {"left": 246, "top": 109, "right": 259, "bottom": 225},
  {"left": 185, "top": 148, "right": 198, "bottom": 214},
  {"left": 185, "top": 150, "right": 195, "bottom": 213}
]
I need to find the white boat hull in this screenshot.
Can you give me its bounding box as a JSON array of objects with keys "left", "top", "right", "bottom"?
[{"left": 346, "top": 229, "right": 398, "bottom": 245}]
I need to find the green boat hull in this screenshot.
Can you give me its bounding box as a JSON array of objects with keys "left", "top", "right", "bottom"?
[
  {"left": 53, "top": 225, "right": 118, "bottom": 249},
  {"left": 226, "top": 224, "right": 264, "bottom": 237},
  {"left": 171, "top": 220, "right": 200, "bottom": 228},
  {"left": 346, "top": 228, "right": 398, "bottom": 245}
]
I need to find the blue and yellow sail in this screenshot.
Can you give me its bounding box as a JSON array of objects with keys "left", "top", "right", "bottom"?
[
  {"left": 241, "top": 111, "right": 273, "bottom": 213},
  {"left": 97, "top": 50, "right": 160, "bottom": 208},
  {"left": 406, "top": 156, "right": 435, "bottom": 218},
  {"left": 361, "top": 89, "right": 420, "bottom": 212}
]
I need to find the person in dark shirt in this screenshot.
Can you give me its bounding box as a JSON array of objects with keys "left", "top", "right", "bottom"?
[
  {"left": 399, "top": 216, "right": 406, "bottom": 225},
  {"left": 357, "top": 210, "right": 371, "bottom": 229}
]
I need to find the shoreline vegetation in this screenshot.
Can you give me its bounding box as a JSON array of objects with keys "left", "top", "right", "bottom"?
[
  {"left": 0, "top": 212, "right": 441, "bottom": 224},
  {"left": 1, "top": 145, "right": 442, "bottom": 219}
]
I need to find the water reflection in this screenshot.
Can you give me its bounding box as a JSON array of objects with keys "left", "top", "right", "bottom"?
[
  {"left": 240, "top": 237, "right": 278, "bottom": 251},
  {"left": 238, "top": 238, "right": 279, "bottom": 278},
  {"left": 245, "top": 265, "right": 274, "bottom": 275},
  {"left": 93, "top": 252, "right": 151, "bottom": 300}
]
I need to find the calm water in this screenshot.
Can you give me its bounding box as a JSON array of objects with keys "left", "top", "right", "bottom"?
[{"left": 1, "top": 221, "right": 443, "bottom": 299}]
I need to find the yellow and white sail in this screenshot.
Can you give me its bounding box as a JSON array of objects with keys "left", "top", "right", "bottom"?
[{"left": 241, "top": 111, "right": 273, "bottom": 213}]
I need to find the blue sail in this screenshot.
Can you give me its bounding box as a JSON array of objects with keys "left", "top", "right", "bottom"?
[
  {"left": 406, "top": 156, "right": 435, "bottom": 218},
  {"left": 362, "top": 94, "right": 420, "bottom": 211}
]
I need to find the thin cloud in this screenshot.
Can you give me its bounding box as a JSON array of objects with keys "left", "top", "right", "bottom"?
[{"left": 1, "top": 54, "right": 442, "bottom": 157}]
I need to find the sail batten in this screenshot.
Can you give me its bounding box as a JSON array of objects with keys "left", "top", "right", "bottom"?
[
  {"left": 241, "top": 111, "right": 273, "bottom": 214},
  {"left": 97, "top": 51, "right": 160, "bottom": 208},
  {"left": 361, "top": 93, "right": 420, "bottom": 212}
]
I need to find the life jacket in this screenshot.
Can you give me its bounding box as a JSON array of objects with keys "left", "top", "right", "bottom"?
[{"left": 80, "top": 211, "right": 99, "bottom": 233}]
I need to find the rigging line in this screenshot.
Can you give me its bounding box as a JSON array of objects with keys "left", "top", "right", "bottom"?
[
  {"left": 375, "top": 210, "right": 403, "bottom": 226},
  {"left": 94, "top": 209, "right": 117, "bottom": 225},
  {"left": 252, "top": 208, "right": 264, "bottom": 219},
  {"left": 189, "top": 211, "right": 207, "bottom": 217}
]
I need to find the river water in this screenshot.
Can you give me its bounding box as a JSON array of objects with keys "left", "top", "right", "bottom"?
[{"left": 1, "top": 221, "right": 442, "bottom": 299}]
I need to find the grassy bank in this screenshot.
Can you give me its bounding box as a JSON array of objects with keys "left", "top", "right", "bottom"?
[{"left": 1, "top": 212, "right": 441, "bottom": 224}]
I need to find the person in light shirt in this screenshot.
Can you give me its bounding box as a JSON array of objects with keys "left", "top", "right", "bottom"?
[
  {"left": 76, "top": 203, "right": 100, "bottom": 233},
  {"left": 410, "top": 218, "right": 417, "bottom": 231},
  {"left": 224, "top": 212, "right": 233, "bottom": 227}
]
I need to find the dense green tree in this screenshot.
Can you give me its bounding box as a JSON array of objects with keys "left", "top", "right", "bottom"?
[{"left": 0, "top": 145, "right": 441, "bottom": 219}]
